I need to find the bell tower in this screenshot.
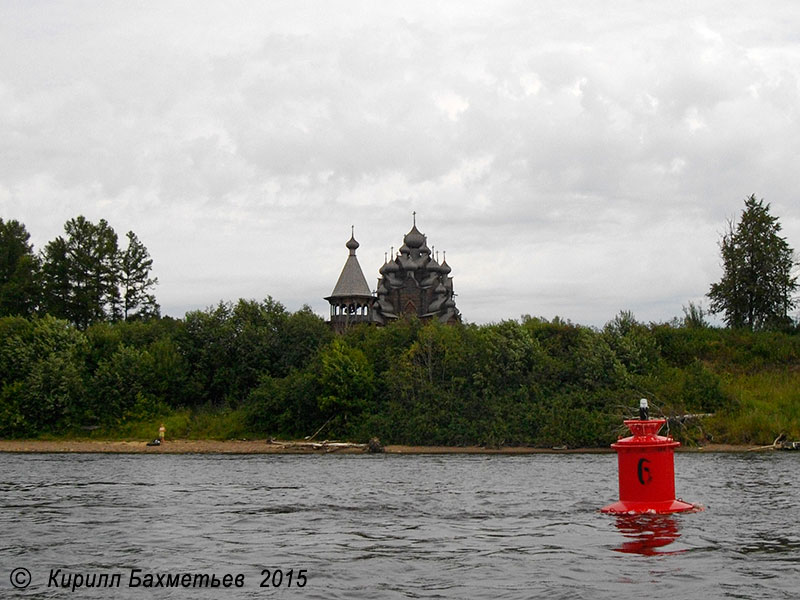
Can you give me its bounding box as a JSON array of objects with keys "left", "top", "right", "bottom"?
[{"left": 325, "top": 227, "right": 374, "bottom": 333}]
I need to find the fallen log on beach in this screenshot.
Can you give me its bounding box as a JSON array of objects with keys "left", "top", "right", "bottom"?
[
  {"left": 746, "top": 433, "right": 799, "bottom": 452},
  {"left": 265, "top": 439, "right": 371, "bottom": 452},
  {"left": 265, "top": 436, "right": 384, "bottom": 453}
]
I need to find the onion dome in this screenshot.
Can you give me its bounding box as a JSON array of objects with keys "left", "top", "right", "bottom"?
[
  {"left": 381, "top": 259, "right": 399, "bottom": 274},
  {"left": 345, "top": 226, "right": 359, "bottom": 256},
  {"left": 439, "top": 257, "right": 451, "bottom": 275},
  {"left": 398, "top": 243, "right": 411, "bottom": 255},
  {"left": 376, "top": 281, "right": 388, "bottom": 295},
  {"left": 434, "top": 282, "right": 447, "bottom": 294},
  {"left": 403, "top": 224, "right": 425, "bottom": 249},
  {"left": 444, "top": 297, "right": 456, "bottom": 309}
]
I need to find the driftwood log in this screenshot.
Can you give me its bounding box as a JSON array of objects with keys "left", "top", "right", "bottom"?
[
  {"left": 265, "top": 438, "right": 382, "bottom": 453},
  {"left": 747, "top": 433, "right": 800, "bottom": 451}
]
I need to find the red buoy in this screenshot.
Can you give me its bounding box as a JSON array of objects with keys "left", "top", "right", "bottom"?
[{"left": 601, "top": 400, "right": 700, "bottom": 515}]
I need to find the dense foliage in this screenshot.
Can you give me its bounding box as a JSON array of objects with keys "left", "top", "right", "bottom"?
[{"left": 2, "top": 303, "right": 799, "bottom": 447}]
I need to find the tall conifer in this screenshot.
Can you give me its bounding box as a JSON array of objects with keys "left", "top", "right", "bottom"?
[{"left": 120, "top": 230, "right": 160, "bottom": 320}]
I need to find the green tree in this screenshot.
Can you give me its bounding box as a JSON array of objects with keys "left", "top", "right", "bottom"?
[
  {"left": 66, "top": 216, "right": 121, "bottom": 325},
  {"left": 603, "top": 310, "right": 660, "bottom": 376},
  {"left": 708, "top": 195, "right": 798, "bottom": 330},
  {"left": 120, "top": 231, "right": 159, "bottom": 320},
  {"left": 179, "top": 298, "right": 300, "bottom": 405},
  {"left": 0, "top": 218, "right": 40, "bottom": 317},
  {"left": 41, "top": 216, "right": 121, "bottom": 328},
  {"left": 682, "top": 301, "right": 709, "bottom": 329},
  {"left": 0, "top": 315, "right": 88, "bottom": 435},
  {"left": 318, "top": 338, "right": 375, "bottom": 434},
  {"left": 279, "top": 305, "right": 333, "bottom": 373},
  {"left": 40, "top": 236, "right": 72, "bottom": 319},
  {"left": 90, "top": 345, "right": 158, "bottom": 424},
  {"left": 246, "top": 370, "right": 322, "bottom": 437}
]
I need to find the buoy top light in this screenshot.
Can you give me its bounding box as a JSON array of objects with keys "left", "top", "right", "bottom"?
[{"left": 639, "top": 398, "right": 649, "bottom": 421}]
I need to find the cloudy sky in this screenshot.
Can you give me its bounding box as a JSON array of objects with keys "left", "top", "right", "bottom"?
[{"left": 2, "top": 1, "right": 799, "bottom": 327}]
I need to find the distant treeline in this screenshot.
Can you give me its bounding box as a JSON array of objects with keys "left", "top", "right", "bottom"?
[{"left": 2, "top": 300, "right": 799, "bottom": 446}]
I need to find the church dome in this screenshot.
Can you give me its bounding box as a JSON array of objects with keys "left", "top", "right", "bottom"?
[
  {"left": 403, "top": 224, "right": 425, "bottom": 249},
  {"left": 381, "top": 259, "right": 399, "bottom": 273},
  {"left": 346, "top": 235, "right": 359, "bottom": 251},
  {"left": 439, "top": 258, "right": 451, "bottom": 275}
]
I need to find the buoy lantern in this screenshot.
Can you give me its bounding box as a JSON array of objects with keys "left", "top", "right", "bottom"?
[{"left": 601, "top": 399, "right": 700, "bottom": 515}]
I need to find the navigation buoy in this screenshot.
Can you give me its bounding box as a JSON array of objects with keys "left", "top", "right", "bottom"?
[{"left": 601, "top": 399, "right": 700, "bottom": 514}]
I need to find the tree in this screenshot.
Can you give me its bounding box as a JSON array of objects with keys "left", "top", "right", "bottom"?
[
  {"left": 0, "top": 315, "right": 88, "bottom": 435},
  {"left": 681, "top": 301, "right": 708, "bottom": 329},
  {"left": 40, "top": 236, "right": 72, "bottom": 320},
  {"left": 603, "top": 310, "right": 660, "bottom": 375},
  {"left": 707, "top": 195, "right": 798, "bottom": 330},
  {"left": 179, "top": 298, "right": 296, "bottom": 405},
  {"left": 66, "top": 216, "right": 121, "bottom": 325},
  {"left": 41, "top": 216, "right": 121, "bottom": 328},
  {"left": 318, "top": 338, "right": 375, "bottom": 433},
  {"left": 0, "top": 218, "right": 40, "bottom": 317},
  {"left": 120, "top": 231, "right": 159, "bottom": 320},
  {"left": 90, "top": 345, "right": 157, "bottom": 424}
]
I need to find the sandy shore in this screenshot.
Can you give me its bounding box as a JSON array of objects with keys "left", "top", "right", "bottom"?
[{"left": 0, "top": 439, "right": 755, "bottom": 455}]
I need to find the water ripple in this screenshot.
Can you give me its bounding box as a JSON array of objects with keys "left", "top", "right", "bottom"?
[{"left": 1, "top": 452, "right": 798, "bottom": 599}]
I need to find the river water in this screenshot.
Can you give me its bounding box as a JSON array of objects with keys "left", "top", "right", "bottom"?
[{"left": 0, "top": 452, "right": 798, "bottom": 599}]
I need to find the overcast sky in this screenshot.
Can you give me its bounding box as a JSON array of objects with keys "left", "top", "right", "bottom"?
[{"left": 2, "top": 1, "right": 799, "bottom": 327}]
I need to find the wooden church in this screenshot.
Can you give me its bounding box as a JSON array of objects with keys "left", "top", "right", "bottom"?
[{"left": 325, "top": 217, "right": 460, "bottom": 332}]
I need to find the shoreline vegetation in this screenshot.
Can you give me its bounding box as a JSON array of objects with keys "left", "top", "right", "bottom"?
[
  {"left": 0, "top": 439, "right": 761, "bottom": 455},
  {"left": 2, "top": 303, "right": 800, "bottom": 449}
]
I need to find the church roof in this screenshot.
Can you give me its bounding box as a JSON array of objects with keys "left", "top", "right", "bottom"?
[
  {"left": 403, "top": 224, "right": 425, "bottom": 249},
  {"left": 327, "top": 234, "right": 373, "bottom": 299}
]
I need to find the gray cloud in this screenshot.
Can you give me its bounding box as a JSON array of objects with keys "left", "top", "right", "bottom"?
[{"left": 1, "top": 1, "right": 799, "bottom": 327}]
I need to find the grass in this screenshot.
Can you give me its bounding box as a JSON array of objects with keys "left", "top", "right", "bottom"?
[
  {"left": 47, "top": 406, "right": 260, "bottom": 441},
  {"left": 706, "top": 369, "right": 800, "bottom": 445}
]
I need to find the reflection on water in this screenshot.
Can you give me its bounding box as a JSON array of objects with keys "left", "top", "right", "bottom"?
[{"left": 612, "top": 514, "right": 683, "bottom": 555}]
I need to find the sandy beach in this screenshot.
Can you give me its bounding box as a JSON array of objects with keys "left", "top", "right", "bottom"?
[{"left": 0, "top": 439, "right": 754, "bottom": 454}]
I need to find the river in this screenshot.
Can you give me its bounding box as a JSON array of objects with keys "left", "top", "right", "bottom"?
[{"left": 1, "top": 452, "right": 797, "bottom": 599}]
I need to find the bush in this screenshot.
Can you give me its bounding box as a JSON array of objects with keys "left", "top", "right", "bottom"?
[
  {"left": 246, "top": 371, "right": 322, "bottom": 438},
  {"left": 89, "top": 345, "right": 156, "bottom": 424}
]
